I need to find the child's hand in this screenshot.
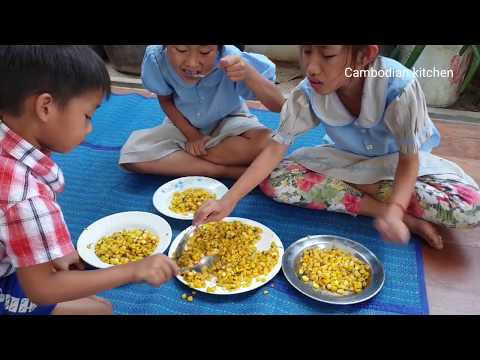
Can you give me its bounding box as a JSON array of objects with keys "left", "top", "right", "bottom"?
[
  {"left": 194, "top": 198, "right": 235, "bottom": 225},
  {"left": 219, "top": 56, "right": 253, "bottom": 82},
  {"left": 185, "top": 135, "right": 211, "bottom": 157},
  {"left": 132, "top": 254, "right": 179, "bottom": 287},
  {"left": 52, "top": 251, "right": 85, "bottom": 271},
  {"left": 374, "top": 205, "right": 410, "bottom": 245}
]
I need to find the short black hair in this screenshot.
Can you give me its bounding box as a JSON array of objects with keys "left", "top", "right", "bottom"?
[{"left": 0, "top": 45, "right": 111, "bottom": 116}]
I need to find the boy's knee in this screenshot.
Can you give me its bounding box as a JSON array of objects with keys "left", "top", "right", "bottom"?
[
  {"left": 90, "top": 297, "right": 113, "bottom": 315},
  {"left": 100, "top": 300, "right": 113, "bottom": 315},
  {"left": 257, "top": 128, "right": 273, "bottom": 142},
  {"left": 250, "top": 129, "right": 273, "bottom": 151}
]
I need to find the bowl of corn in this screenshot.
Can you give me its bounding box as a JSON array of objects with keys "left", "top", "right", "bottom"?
[
  {"left": 77, "top": 211, "right": 172, "bottom": 268},
  {"left": 153, "top": 176, "right": 229, "bottom": 220},
  {"left": 282, "top": 235, "right": 385, "bottom": 305},
  {"left": 168, "top": 218, "right": 284, "bottom": 295}
]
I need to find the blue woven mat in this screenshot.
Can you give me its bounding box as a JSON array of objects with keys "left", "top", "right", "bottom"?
[{"left": 53, "top": 93, "right": 429, "bottom": 315}]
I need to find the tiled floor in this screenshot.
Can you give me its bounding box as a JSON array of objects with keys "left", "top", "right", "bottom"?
[
  {"left": 425, "top": 121, "right": 480, "bottom": 314},
  {"left": 110, "top": 85, "right": 480, "bottom": 315}
]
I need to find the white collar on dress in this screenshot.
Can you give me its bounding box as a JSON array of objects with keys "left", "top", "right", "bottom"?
[{"left": 306, "top": 56, "right": 389, "bottom": 128}]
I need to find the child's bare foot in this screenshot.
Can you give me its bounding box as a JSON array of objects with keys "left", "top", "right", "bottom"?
[{"left": 404, "top": 215, "right": 443, "bottom": 250}]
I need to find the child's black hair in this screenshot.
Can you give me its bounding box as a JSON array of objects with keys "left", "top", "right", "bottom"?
[
  {"left": 0, "top": 45, "right": 111, "bottom": 117},
  {"left": 164, "top": 45, "right": 224, "bottom": 52}
]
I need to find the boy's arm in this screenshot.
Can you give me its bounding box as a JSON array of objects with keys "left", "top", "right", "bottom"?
[
  {"left": 219, "top": 57, "right": 285, "bottom": 113},
  {"left": 17, "top": 262, "right": 134, "bottom": 305},
  {"left": 16, "top": 253, "right": 178, "bottom": 306},
  {"left": 157, "top": 95, "right": 203, "bottom": 141}
]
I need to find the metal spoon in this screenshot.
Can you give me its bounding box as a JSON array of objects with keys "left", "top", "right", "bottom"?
[
  {"left": 175, "top": 225, "right": 217, "bottom": 273},
  {"left": 178, "top": 255, "right": 217, "bottom": 274},
  {"left": 186, "top": 67, "right": 217, "bottom": 79}
]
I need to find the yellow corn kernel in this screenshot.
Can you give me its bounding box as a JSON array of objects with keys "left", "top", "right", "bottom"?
[
  {"left": 95, "top": 229, "right": 160, "bottom": 265},
  {"left": 169, "top": 188, "right": 216, "bottom": 215},
  {"left": 178, "top": 221, "right": 279, "bottom": 292},
  {"left": 297, "top": 247, "right": 371, "bottom": 296}
]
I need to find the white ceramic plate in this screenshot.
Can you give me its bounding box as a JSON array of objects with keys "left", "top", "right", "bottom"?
[
  {"left": 153, "top": 176, "right": 229, "bottom": 220},
  {"left": 77, "top": 211, "right": 172, "bottom": 269},
  {"left": 168, "top": 217, "right": 284, "bottom": 295}
]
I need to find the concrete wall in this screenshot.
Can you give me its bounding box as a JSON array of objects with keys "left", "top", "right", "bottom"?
[{"left": 245, "top": 45, "right": 299, "bottom": 62}]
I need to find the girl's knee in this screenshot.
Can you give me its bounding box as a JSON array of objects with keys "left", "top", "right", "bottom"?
[
  {"left": 462, "top": 205, "right": 480, "bottom": 228},
  {"left": 121, "top": 162, "right": 142, "bottom": 173},
  {"left": 434, "top": 204, "right": 480, "bottom": 229},
  {"left": 259, "top": 177, "right": 276, "bottom": 198},
  {"left": 122, "top": 161, "right": 163, "bottom": 175}
]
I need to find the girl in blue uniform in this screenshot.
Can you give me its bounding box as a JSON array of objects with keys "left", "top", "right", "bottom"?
[
  {"left": 195, "top": 45, "right": 480, "bottom": 249},
  {"left": 119, "top": 45, "right": 285, "bottom": 179}
]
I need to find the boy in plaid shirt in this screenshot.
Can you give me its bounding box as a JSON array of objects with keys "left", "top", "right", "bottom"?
[{"left": 0, "top": 46, "right": 178, "bottom": 315}]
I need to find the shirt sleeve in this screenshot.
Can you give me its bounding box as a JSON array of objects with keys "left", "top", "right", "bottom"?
[
  {"left": 2, "top": 197, "right": 75, "bottom": 268},
  {"left": 272, "top": 84, "right": 320, "bottom": 146},
  {"left": 235, "top": 51, "right": 277, "bottom": 100},
  {"left": 141, "top": 45, "right": 173, "bottom": 96},
  {"left": 384, "top": 78, "right": 437, "bottom": 154}
]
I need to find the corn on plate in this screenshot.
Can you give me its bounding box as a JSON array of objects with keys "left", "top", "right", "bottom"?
[
  {"left": 282, "top": 235, "right": 385, "bottom": 305},
  {"left": 168, "top": 217, "right": 284, "bottom": 295},
  {"left": 77, "top": 211, "right": 172, "bottom": 269},
  {"left": 153, "top": 177, "right": 229, "bottom": 220},
  {"left": 94, "top": 229, "right": 160, "bottom": 265},
  {"left": 169, "top": 188, "right": 216, "bottom": 215}
]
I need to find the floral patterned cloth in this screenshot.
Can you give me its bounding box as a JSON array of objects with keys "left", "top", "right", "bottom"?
[{"left": 260, "top": 160, "right": 480, "bottom": 228}]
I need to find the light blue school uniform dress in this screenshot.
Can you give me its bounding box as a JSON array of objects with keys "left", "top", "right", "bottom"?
[
  {"left": 273, "top": 56, "right": 477, "bottom": 186},
  {"left": 119, "top": 45, "right": 276, "bottom": 165}
]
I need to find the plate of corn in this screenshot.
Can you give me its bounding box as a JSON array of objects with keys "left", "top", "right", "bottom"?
[
  {"left": 282, "top": 235, "right": 385, "bottom": 305},
  {"left": 169, "top": 217, "right": 284, "bottom": 295},
  {"left": 153, "top": 176, "right": 229, "bottom": 220},
  {"left": 77, "top": 211, "right": 172, "bottom": 268}
]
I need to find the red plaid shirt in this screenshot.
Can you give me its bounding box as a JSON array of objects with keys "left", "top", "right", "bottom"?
[{"left": 0, "top": 121, "right": 74, "bottom": 278}]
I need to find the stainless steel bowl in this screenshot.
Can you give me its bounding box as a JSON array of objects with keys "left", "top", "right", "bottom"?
[{"left": 282, "top": 235, "right": 385, "bottom": 305}]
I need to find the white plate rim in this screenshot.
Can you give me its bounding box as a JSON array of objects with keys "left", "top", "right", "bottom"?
[
  {"left": 77, "top": 211, "right": 173, "bottom": 269},
  {"left": 152, "top": 176, "right": 229, "bottom": 220}
]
